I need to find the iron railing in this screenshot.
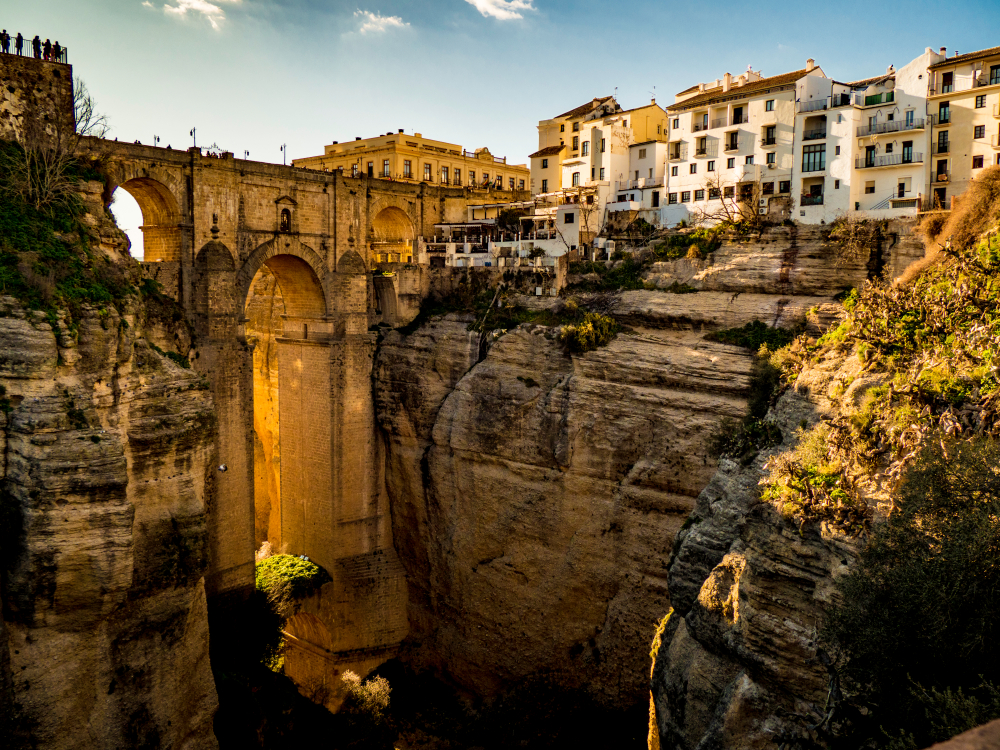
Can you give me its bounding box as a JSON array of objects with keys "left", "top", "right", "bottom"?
[
  {"left": 0, "top": 41, "right": 68, "bottom": 63},
  {"left": 932, "top": 142, "right": 950, "bottom": 155},
  {"left": 797, "top": 99, "right": 828, "bottom": 113},
  {"left": 856, "top": 118, "right": 925, "bottom": 137},
  {"left": 800, "top": 194, "right": 824, "bottom": 206},
  {"left": 855, "top": 152, "right": 923, "bottom": 169},
  {"left": 802, "top": 129, "right": 827, "bottom": 141}
]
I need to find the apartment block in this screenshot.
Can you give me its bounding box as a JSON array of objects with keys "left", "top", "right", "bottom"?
[
  {"left": 606, "top": 140, "right": 668, "bottom": 224},
  {"left": 661, "top": 61, "right": 827, "bottom": 226},
  {"left": 927, "top": 45, "right": 1000, "bottom": 208}
]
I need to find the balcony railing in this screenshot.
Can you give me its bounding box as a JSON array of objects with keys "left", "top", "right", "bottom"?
[
  {"left": 855, "top": 152, "right": 923, "bottom": 169},
  {"left": 723, "top": 140, "right": 740, "bottom": 152},
  {"left": 731, "top": 114, "right": 749, "bottom": 125},
  {"left": 710, "top": 117, "right": 727, "bottom": 129},
  {"left": 802, "top": 129, "right": 827, "bottom": 141},
  {"left": 934, "top": 171, "right": 950, "bottom": 183},
  {"left": 692, "top": 122, "right": 709, "bottom": 132},
  {"left": 933, "top": 142, "right": 950, "bottom": 155},
  {"left": 760, "top": 137, "right": 777, "bottom": 147},
  {"left": 856, "top": 118, "right": 926, "bottom": 137},
  {"left": 797, "top": 99, "right": 829, "bottom": 113},
  {"left": 930, "top": 75, "right": 1000, "bottom": 95},
  {"left": 854, "top": 91, "right": 895, "bottom": 107},
  {"left": 1, "top": 45, "right": 69, "bottom": 64},
  {"left": 932, "top": 112, "right": 951, "bottom": 126},
  {"left": 800, "top": 194, "right": 824, "bottom": 206}
]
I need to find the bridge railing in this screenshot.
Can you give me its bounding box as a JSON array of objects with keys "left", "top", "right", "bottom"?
[{"left": 0, "top": 41, "right": 68, "bottom": 64}]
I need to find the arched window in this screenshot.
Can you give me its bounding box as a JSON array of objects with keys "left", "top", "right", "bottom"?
[
  {"left": 572, "top": 172, "right": 581, "bottom": 187},
  {"left": 280, "top": 208, "right": 291, "bottom": 233}
]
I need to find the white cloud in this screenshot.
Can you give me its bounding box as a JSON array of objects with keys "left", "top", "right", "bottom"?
[
  {"left": 354, "top": 10, "right": 409, "bottom": 34},
  {"left": 160, "top": 0, "right": 241, "bottom": 31},
  {"left": 142, "top": 1, "right": 154, "bottom": 7},
  {"left": 464, "top": 0, "right": 535, "bottom": 20}
]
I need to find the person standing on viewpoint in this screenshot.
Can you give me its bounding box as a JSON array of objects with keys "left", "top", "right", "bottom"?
[{"left": 15, "top": 32, "right": 24, "bottom": 55}]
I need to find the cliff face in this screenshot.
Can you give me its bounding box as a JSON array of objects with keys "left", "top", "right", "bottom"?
[
  {"left": 375, "top": 288, "right": 839, "bottom": 710},
  {"left": 0, "top": 188, "right": 219, "bottom": 749},
  {"left": 650, "top": 340, "right": 867, "bottom": 749}
]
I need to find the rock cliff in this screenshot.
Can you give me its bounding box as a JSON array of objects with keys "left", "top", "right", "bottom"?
[{"left": 0, "top": 185, "right": 219, "bottom": 749}]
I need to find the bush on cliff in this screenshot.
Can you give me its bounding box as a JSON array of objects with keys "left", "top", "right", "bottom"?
[
  {"left": 825, "top": 437, "right": 1000, "bottom": 748},
  {"left": 557, "top": 311, "right": 619, "bottom": 353}
]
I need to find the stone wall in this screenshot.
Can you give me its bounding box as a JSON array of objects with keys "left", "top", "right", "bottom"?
[{"left": 0, "top": 55, "right": 73, "bottom": 145}]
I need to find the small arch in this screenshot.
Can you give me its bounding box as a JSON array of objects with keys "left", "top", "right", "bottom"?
[
  {"left": 280, "top": 208, "right": 292, "bottom": 233},
  {"left": 116, "top": 177, "right": 182, "bottom": 262},
  {"left": 237, "top": 240, "right": 329, "bottom": 320},
  {"left": 370, "top": 206, "right": 414, "bottom": 264}
]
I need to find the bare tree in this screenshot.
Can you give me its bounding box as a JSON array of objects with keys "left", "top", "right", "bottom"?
[
  {"left": 73, "top": 77, "right": 109, "bottom": 139},
  {"left": 552, "top": 185, "right": 607, "bottom": 259},
  {"left": 691, "top": 171, "right": 766, "bottom": 230}
]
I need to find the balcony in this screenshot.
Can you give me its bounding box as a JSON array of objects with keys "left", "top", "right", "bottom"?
[
  {"left": 797, "top": 99, "right": 828, "bottom": 113},
  {"left": 930, "top": 75, "right": 1000, "bottom": 96},
  {"left": 802, "top": 129, "right": 827, "bottom": 141},
  {"left": 800, "top": 194, "right": 824, "bottom": 206},
  {"left": 731, "top": 114, "right": 749, "bottom": 126},
  {"left": 710, "top": 117, "right": 727, "bottom": 129},
  {"left": 723, "top": 140, "right": 740, "bottom": 153},
  {"left": 856, "top": 118, "right": 926, "bottom": 137},
  {"left": 854, "top": 91, "right": 895, "bottom": 107},
  {"left": 855, "top": 152, "right": 923, "bottom": 169},
  {"left": 760, "top": 137, "right": 778, "bottom": 148},
  {"left": 668, "top": 148, "right": 686, "bottom": 161},
  {"left": 692, "top": 122, "right": 709, "bottom": 132},
  {"left": 934, "top": 171, "right": 950, "bottom": 183},
  {"left": 932, "top": 142, "right": 950, "bottom": 155},
  {"left": 932, "top": 112, "right": 951, "bottom": 126}
]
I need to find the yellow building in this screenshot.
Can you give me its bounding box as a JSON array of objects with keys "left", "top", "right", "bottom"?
[
  {"left": 293, "top": 131, "right": 530, "bottom": 192},
  {"left": 926, "top": 45, "right": 1000, "bottom": 209},
  {"left": 529, "top": 96, "right": 668, "bottom": 195}
]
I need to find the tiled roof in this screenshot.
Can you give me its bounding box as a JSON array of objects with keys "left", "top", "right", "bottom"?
[
  {"left": 529, "top": 145, "right": 565, "bottom": 158},
  {"left": 838, "top": 74, "right": 893, "bottom": 88},
  {"left": 929, "top": 45, "right": 1000, "bottom": 69},
  {"left": 556, "top": 96, "right": 616, "bottom": 120},
  {"left": 667, "top": 68, "right": 812, "bottom": 112}
]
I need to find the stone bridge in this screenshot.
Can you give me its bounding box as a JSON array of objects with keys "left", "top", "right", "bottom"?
[{"left": 79, "top": 138, "right": 487, "bottom": 703}]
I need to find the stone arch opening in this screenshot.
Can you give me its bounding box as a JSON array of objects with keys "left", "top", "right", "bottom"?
[
  {"left": 370, "top": 206, "right": 414, "bottom": 264},
  {"left": 115, "top": 177, "right": 182, "bottom": 262},
  {"left": 242, "top": 252, "right": 329, "bottom": 552}
]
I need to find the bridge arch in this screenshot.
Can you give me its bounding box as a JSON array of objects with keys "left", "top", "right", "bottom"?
[
  {"left": 370, "top": 205, "right": 415, "bottom": 264},
  {"left": 236, "top": 239, "right": 329, "bottom": 319},
  {"left": 115, "top": 177, "right": 182, "bottom": 262}
]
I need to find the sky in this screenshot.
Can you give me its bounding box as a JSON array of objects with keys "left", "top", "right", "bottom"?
[{"left": 4, "top": 0, "right": 1000, "bottom": 255}]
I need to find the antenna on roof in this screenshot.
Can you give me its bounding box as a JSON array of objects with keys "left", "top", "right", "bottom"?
[{"left": 650, "top": 85, "right": 656, "bottom": 102}]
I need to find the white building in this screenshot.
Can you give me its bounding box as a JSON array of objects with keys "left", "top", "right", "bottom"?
[
  {"left": 606, "top": 140, "right": 668, "bottom": 224},
  {"left": 661, "top": 61, "right": 828, "bottom": 227}
]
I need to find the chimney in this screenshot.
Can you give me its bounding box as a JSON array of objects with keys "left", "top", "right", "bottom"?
[
  {"left": 398, "top": 129, "right": 404, "bottom": 133},
  {"left": 723, "top": 72, "right": 732, "bottom": 92},
  {"left": 940, "top": 47, "right": 947, "bottom": 56},
  {"left": 415, "top": 133, "right": 422, "bottom": 138},
  {"left": 356, "top": 137, "right": 361, "bottom": 141},
  {"left": 806, "top": 58, "right": 815, "bottom": 72},
  {"left": 698, "top": 83, "right": 706, "bottom": 92}
]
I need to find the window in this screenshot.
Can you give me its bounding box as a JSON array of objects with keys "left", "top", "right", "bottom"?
[
  {"left": 649, "top": 168, "right": 653, "bottom": 178},
  {"left": 279, "top": 208, "right": 291, "bottom": 232},
  {"left": 690, "top": 164, "right": 697, "bottom": 174},
  {"left": 834, "top": 179, "right": 840, "bottom": 189},
  {"left": 976, "top": 95, "right": 986, "bottom": 109},
  {"left": 671, "top": 166, "right": 678, "bottom": 176},
  {"left": 801, "top": 144, "right": 825, "bottom": 172},
  {"left": 723, "top": 186, "right": 735, "bottom": 199},
  {"left": 727, "top": 158, "right": 735, "bottom": 169},
  {"left": 658, "top": 124, "right": 661, "bottom": 134},
  {"left": 708, "top": 160, "right": 716, "bottom": 172},
  {"left": 973, "top": 155, "right": 985, "bottom": 169},
  {"left": 992, "top": 65, "right": 1000, "bottom": 86},
  {"left": 599, "top": 168, "right": 605, "bottom": 180},
  {"left": 939, "top": 101, "right": 951, "bottom": 124},
  {"left": 835, "top": 145, "right": 841, "bottom": 156},
  {"left": 639, "top": 148, "right": 647, "bottom": 158},
  {"left": 591, "top": 167, "right": 595, "bottom": 180},
  {"left": 766, "top": 152, "right": 776, "bottom": 165},
  {"left": 383, "top": 159, "right": 390, "bottom": 177},
  {"left": 469, "top": 170, "right": 475, "bottom": 184},
  {"left": 367, "top": 161, "right": 374, "bottom": 176},
  {"left": 483, "top": 172, "right": 489, "bottom": 183},
  {"left": 519, "top": 179, "right": 525, "bottom": 189},
  {"left": 560, "top": 124, "right": 565, "bottom": 132},
  {"left": 572, "top": 171, "right": 580, "bottom": 186},
  {"left": 572, "top": 136, "right": 579, "bottom": 150},
  {"left": 764, "top": 125, "right": 776, "bottom": 144},
  {"left": 865, "top": 181, "right": 876, "bottom": 194},
  {"left": 623, "top": 120, "right": 628, "bottom": 127},
  {"left": 582, "top": 141, "right": 589, "bottom": 155},
  {"left": 672, "top": 118, "right": 679, "bottom": 128},
  {"left": 352, "top": 164, "right": 359, "bottom": 177},
  {"left": 509, "top": 177, "right": 515, "bottom": 189},
  {"left": 652, "top": 191, "right": 660, "bottom": 208},
  {"left": 681, "top": 191, "right": 691, "bottom": 203},
  {"left": 885, "top": 143, "right": 893, "bottom": 154},
  {"left": 942, "top": 72, "right": 954, "bottom": 93},
  {"left": 635, "top": 170, "right": 640, "bottom": 180},
  {"left": 564, "top": 212, "right": 575, "bottom": 224},
  {"left": 708, "top": 187, "right": 721, "bottom": 199},
  {"left": 403, "top": 160, "right": 412, "bottom": 178},
  {"left": 762, "top": 182, "right": 774, "bottom": 195},
  {"left": 905, "top": 110, "right": 914, "bottom": 126},
  {"left": 975, "top": 125, "right": 986, "bottom": 139},
  {"left": 441, "top": 166, "right": 449, "bottom": 183},
  {"left": 902, "top": 140, "right": 913, "bottom": 163},
  {"left": 572, "top": 121, "right": 579, "bottom": 131},
  {"left": 424, "top": 163, "right": 432, "bottom": 180},
  {"left": 455, "top": 169, "right": 462, "bottom": 185},
  {"left": 779, "top": 180, "right": 790, "bottom": 194},
  {"left": 938, "top": 131, "right": 950, "bottom": 152},
  {"left": 765, "top": 99, "right": 774, "bottom": 111},
  {"left": 668, "top": 192, "right": 678, "bottom": 204},
  {"left": 600, "top": 138, "right": 606, "bottom": 153},
  {"left": 541, "top": 179, "right": 547, "bottom": 192},
  {"left": 745, "top": 155, "right": 754, "bottom": 165},
  {"left": 541, "top": 158, "right": 548, "bottom": 168},
  {"left": 694, "top": 189, "right": 705, "bottom": 201}
]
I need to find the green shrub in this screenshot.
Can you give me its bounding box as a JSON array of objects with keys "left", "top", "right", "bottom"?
[
  {"left": 705, "top": 320, "right": 796, "bottom": 351},
  {"left": 824, "top": 437, "right": 1000, "bottom": 748},
  {"left": 710, "top": 349, "right": 783, "bottom": 463},
  {"left": 558, "top": 312, "right": 619, "bottom": 353}
]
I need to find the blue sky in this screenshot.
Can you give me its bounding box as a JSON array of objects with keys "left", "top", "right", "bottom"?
[{"left": 4, "top": 0, "right": 999, "bottom": 254}]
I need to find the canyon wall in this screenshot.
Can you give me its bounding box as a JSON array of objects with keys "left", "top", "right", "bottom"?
[{"left": 0, "top": 186, "right": 219, "bottom": 749}]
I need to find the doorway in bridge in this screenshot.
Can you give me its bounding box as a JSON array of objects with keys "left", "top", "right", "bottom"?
[
  {"left": 242, "top": 252, "right": 331, "bottom": 556},
  {"left": 371, "top": 206, "right": 414, "bottom": 264}
]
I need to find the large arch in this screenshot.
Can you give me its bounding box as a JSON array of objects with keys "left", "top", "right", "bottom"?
[
  {"left": 370, "top": 206, "right": 415, "bottom": 264},
  {"left": 116, "top": 177, "right": 183, "bottom": 262},
  {"left": 236, "top": 239, "right": 329, "bottom": 320}
]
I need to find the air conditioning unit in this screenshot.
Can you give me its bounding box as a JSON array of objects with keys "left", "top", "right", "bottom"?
[
  {"left": 767, "top": 162, "right": 776, "bottom": 169},
  {"left": 758, "top": 208, "right": 767, "bottom": 215},
  {"left": 759, "top": 199, "right": 766, "bottom": 206}
]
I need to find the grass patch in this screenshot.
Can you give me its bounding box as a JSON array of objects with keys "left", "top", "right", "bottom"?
[{"left": 705, "top": 320, "right": 797, "bottom": 351}]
